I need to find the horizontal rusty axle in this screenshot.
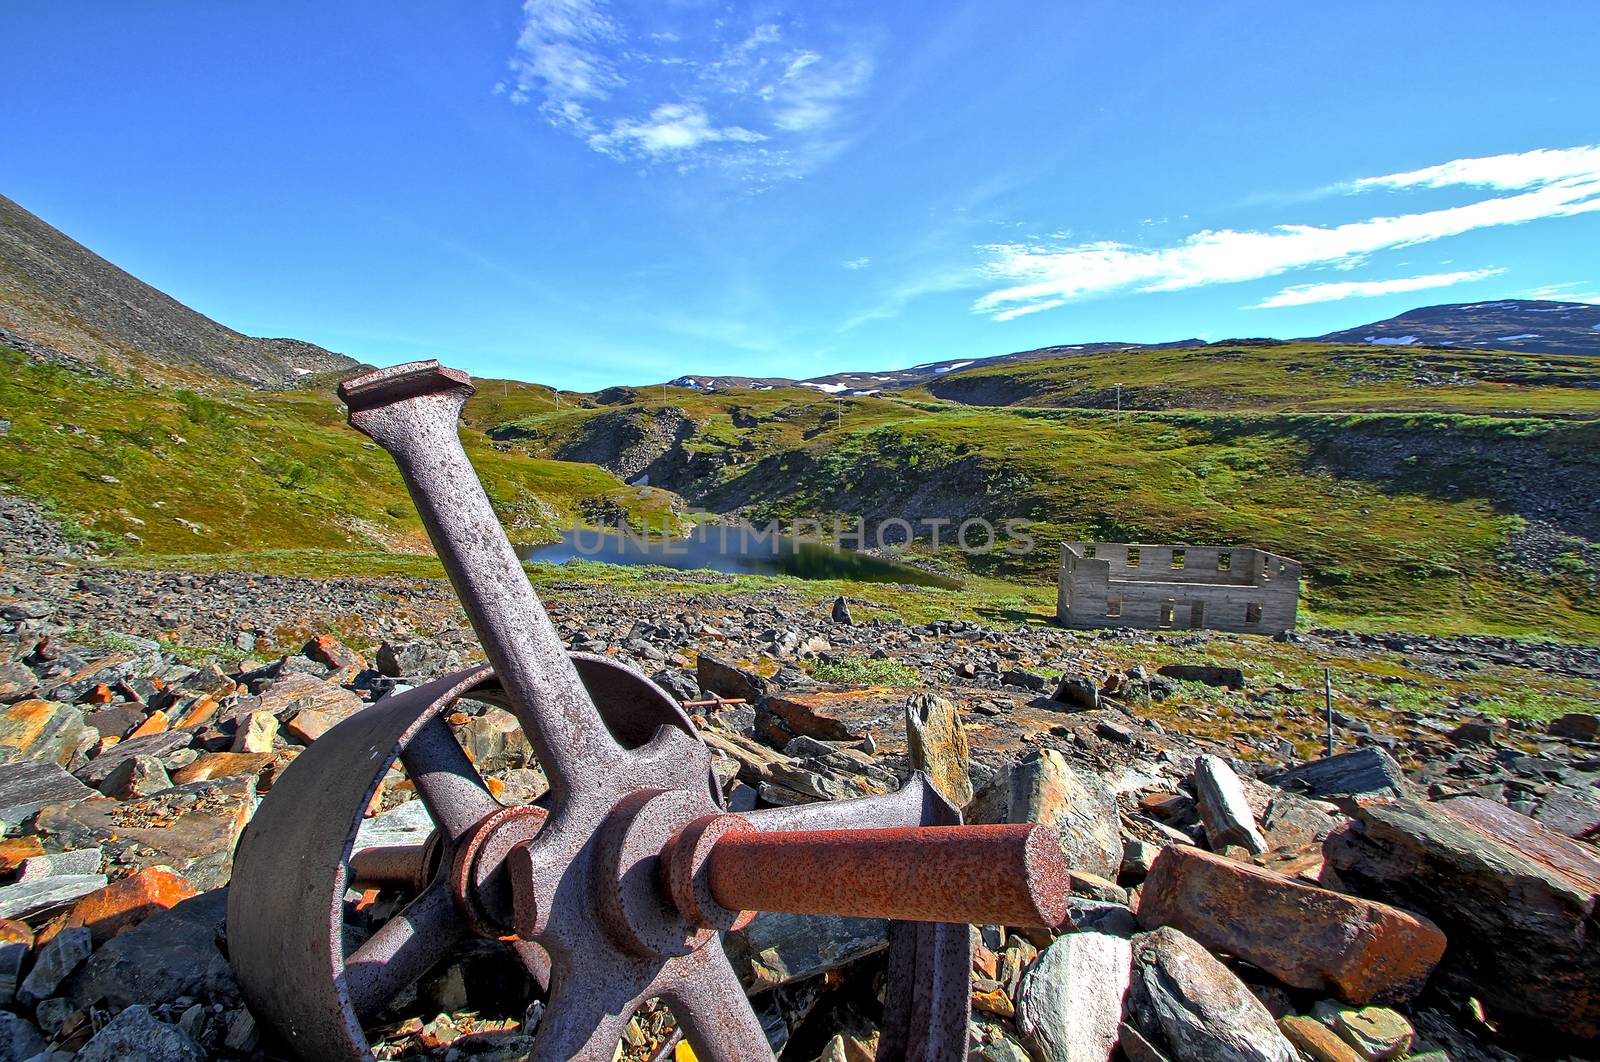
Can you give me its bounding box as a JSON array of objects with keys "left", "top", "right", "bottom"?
[{"left": 676, "top": 819, "right": 1071, "bottom": 930}]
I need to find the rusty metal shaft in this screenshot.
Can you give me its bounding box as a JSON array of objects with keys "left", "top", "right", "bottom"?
[{"left": 703, "top": 822, "right": 1071, "bottom": 929}]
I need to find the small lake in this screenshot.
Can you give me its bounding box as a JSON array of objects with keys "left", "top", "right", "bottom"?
[{"left": 518, "top": 526, "right": 960, "bottom": 588}]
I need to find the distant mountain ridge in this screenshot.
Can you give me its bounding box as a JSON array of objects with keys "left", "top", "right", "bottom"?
[
  {"left": 0, "top": 193, "right": 358, "bottom": 387},
  {"left": 1315, "top": 299, "right": 1600, "bottom": 357},
  {"left": 671, "top": 300, "right": 1600, "bottom": 396}
]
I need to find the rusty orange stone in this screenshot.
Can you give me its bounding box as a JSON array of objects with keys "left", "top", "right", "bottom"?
[
  {"left": 1138, "top": 845, "right": 1446, "bottom": 1004},
  {"left": 0, "top": 917, "right": 33, "bottom": 948},
  {"left": 172, "top": 692, "right": 222, "bottom": 729},
  {"left": 51, "top": 867, "right": 199, "bottom": 945},
  {"left": 0, "top": 835, "right": 45, "bottom": 874},
  {"left": 86, "top": 683, "right": 115, "bottom": 704},
  {"left": 126, "top": 709, "right": 170, "bottom": 738},
  {"left": 170, "top": 752, "right": 274, "bottom": 786},
  {"left": 972, "top": 985, "right": 1015, "bottom": 1018}
]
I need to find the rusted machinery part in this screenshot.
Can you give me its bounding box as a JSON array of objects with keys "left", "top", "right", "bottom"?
[
  {"left": 673, "top": 820, "right": 1071, "bottom": 929},
  {"left": 225, "top": 652, "right": 704, "bottom": 1062},
  {"left": 230, "top": 360, "right": 990, "bottom": 1061}
]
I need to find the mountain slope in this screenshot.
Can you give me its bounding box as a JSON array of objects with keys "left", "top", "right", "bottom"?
[
  {"left": 0, "top": 193, "right": 358, "bottom": 387},
  {"left": 907, "top": 340, "right": 1600, "bottom": 415},
  {"left": 1317, "top": 299, "right": 1600, "bottom": 357}
]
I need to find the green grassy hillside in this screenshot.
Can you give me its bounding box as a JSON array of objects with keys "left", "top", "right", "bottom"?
[
  {"left": 490, "top": 384, "right": 1600, "bottom": 640},
  {"left": 0, "top": 346, "right": 683, "bottom": 557},
  {"left": 910, "top": 341, "right": 1600, "bottom": 416}
]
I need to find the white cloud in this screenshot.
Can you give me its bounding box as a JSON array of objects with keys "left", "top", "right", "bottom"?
[
  {"left": 588, "top": 102, "right": 763, "bottom": 158},
  {"left": 842, "top": 256, "right": 871, "bottom": 270},
  {"left": 1251, "top": 269, "right": 1504, "bottom": 309},
  {"left": 1354, "top": 145, "right": 1600, "bottom": 193},
  {"left": 502, "top": 0, "right": 874, "bottom": 179},
  {"left": 974, "top": 145, "right": 1600, "bottom": 320}
]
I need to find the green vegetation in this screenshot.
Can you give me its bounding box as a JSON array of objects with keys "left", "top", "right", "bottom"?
[
  {"left": 0, "top": 345, "right": 683, "bottom": 558},
  {"left": 806, "top": 655, "right": 922, "bottom": 686}
]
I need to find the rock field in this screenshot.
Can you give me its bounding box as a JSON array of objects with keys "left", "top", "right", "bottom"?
[{"left": 0, "top": 541, "right": 1597, "bottom": 1060}]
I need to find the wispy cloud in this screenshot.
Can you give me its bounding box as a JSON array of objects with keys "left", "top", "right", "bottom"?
[
  {"left": 1522, "top": 282, "right": 1600, "bottom": 305},
  {"left": 974, "top": 145, "right": 1600, "bottom": 320},
  {"left": 1251, "top": 269, "right": 1504, "bottom": 309},
  {"left": 842, "top": 256, "right": 871, "bottom": 270},
  {"left": 500, "top": 1, "right": 874, "bottom": 180}
]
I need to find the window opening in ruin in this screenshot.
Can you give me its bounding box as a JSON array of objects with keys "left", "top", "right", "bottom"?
[
  {"left": 1171, "top": 549, "right": 1186, "bottom": 569},
  {"left": 1127, "top": 547, "right": 1141, "bottom": 567},
  {"left": 1084, "top": 544, "right": 1097, "bottom": 558},
  {"left": 1246, "top": 602, "right": 1262, "bottom": 624},
  {"left": 1217, "top": 551, "right": 1232, "bottom": 572},
  {"left": 1106, "top": 594, "right": 1122, "bottom": 617},
  {"left": 1262, "top": 558, "right": 1274, "bottom": 580},
  {"left": 1190, "top": 601, "right": 1204, "bottom": 627},
  {"left": 1159, "top": 600, "right": 1175, "bottom": 627}
]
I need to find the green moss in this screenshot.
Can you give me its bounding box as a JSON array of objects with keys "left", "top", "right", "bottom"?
[{"left": 807, "top": 655, "right": 921, "bottom": 686}]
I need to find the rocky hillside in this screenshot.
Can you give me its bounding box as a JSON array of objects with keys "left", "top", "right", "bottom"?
[
  {"left": 0, "top": 194, "right": 358, "bottom": 387},
  {"left": 1318, "top": 299, "right": 1600, "bottom": 358}
]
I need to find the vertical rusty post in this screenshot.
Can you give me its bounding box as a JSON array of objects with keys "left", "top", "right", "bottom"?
[{"left": 338, "top": 361, "right": 620, "bottom": 801}]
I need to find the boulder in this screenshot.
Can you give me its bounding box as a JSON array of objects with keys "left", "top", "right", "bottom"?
[
  {"left": 1323, "top": 795, "right": 1600, "bottom": 1037},
  {"left": 34, "top": 776, "right": 255, "bottom": 891},
  {"left": 1126, "top": 927, "right": 1296, "bottom": 1062},
  {"left": 765, "top": 688, "right": 884, "bottom": 742},
  {"left": 73, "top": 729, "right": 192, "bottom": 788},
  {"left": 0, "top": 873, "right": 107, "bottom": 921},
  {"left": 0, "top": 759, "right": 94, "bottom": 821},
  {"left": 696, "top": 653, "right": 768, "bottom": 703},
  {"left": 1313, "top": 1004, "right": 1414, "bottom": 1061},
  {"left": 1050, "top": 675, "right": 1099, "bottom": 712},
  {"left": 0, "top": 698, "right": 93, "bottom": 768},
  {"left": 49, "top": 866, "right": 198, "bottom": 945},
  {"left": 1156, "top": 664, "right": 1244, "bottom": 690},
  {"left": 1192, "top": 755, "right": 1268, "bottom": 854},
  {"left": 0, "top": 1011, "right": 46, "bottom": 1062},
  {"left": 1016, "top": 932, "right": 1133, "bottom": 1062},
  {"left": 1547, "top": 712, "right": 1600, "bottom": 741},
  {"left": 17, "top": 925, "right": 91, "bottom": 1005},
  {"left": 831, "top": 596, "right": 854, "bottom": 624},
  {"left": 256, "top": 672, "right": 363, "bottom": 719},
  {"left": 969, "top": 749, "right": 1122, "bottom": 879},
  {"left": 1272, "top": 749, "right": 1411, "bottom": 801},
  {"left": 905, "top": 693, "right": 972, "bottom": 807},
  {"left": 1137, "top": 846, "right": 1445, "bottom": 1003},
  {"left": 0, "top": 919, "right": 29, "bottom": 1005},
  {"left": 75, "top": 1004, "right": 206, "bottom": 1062},
  {"left": 1534, "top": 784, "right": 1600, "bottom": 840},
  {"left": 67, "top": 889, "right": 240, "bottom": 1010}
]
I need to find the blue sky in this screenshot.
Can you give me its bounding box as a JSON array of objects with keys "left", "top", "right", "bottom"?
[{"left": 4, "top": 2, "right": 1598, "bottom": 390}]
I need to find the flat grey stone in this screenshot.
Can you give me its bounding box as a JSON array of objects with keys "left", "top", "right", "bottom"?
[
  {"left": 74, "top": 730, "right": 193, "bottom": 788},
  {"left": 0, "top": 873, "right": 106, "bottom": 921},
  {"left": 352, "top": 797, "right": 434, "bottom": 853},
  {"left": 0, "top": 760, "right": 95, "bottom": 821},
  {"left": 16, "top": 846, "right": 102, "bottom": 882}
]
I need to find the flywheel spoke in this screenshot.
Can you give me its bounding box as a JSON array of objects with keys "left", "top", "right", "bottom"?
[
  {"left": 401, "top": 715, "right": 501, "bottom": 842},
  {"left": 661, "top": 946, "right": 776, "bottom": 1062},
  {"left": 342, "top": 880, "right": 467, "bottom": 1019}
]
